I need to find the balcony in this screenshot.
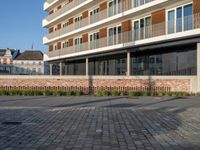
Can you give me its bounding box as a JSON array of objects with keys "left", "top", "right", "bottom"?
[
  {"left": 44, "top": 0, "right": 162, "bottom": 43},
  {"left": 48, "top": 13, "right": 200, "bottom": 59},
  {"left": 44, "top": 0, "right": 59, "bottom": 11},
  {"left": 43, "top": 0, "right": 160, "bottom": 28},
  {"left": 43, "top": 0, "right": 92, "bottom": 27}
]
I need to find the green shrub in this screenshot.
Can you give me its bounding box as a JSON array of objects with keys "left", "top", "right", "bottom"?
[
  {"left": 44, "top": 90, "right": 53, "bottom": 96},
  {"left": 23, "top": 90, "right": 34, "bottom": 96},
  {"left": 10, "top": 90, "right": 23, "bottom": 96},
  {"left": 5, "top": 90, "right": 10, "bottom": 96},
  {"left": 111, "top": 90, "right": 120, "bottom": 96},
  {"left": 75, "top": 91, "right": 83, "bottom": 96},
  {"left": 33, "top": 90, "right": 43, "bottom": 96},
  {"left": 96, "top": 89, "right": 110, "bottom": 96},
  {"left": 0, "top": 90, "right": 10, "bottom": 96},
  {"left": 57, "top": 91, "right": 67, "bottom": 96},
  {"left": 128, "top": 91, "right": 144, "bottom": 96}
]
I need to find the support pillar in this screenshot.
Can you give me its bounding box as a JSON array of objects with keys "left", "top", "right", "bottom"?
[
  {"left": 86, "top": 57, "right": 89, "bottom": 76},
  {"left": 127, "top": 50, "right": 131, "bottom": 76},
  {"left": 59, "top": 62, "right": 62, "bottom": 76},
  {"left": 197, "top": 43, "right": 200, "bottom": 92},
  {"left": 50, "top": 64, "right": 53, "bottom": 76}
]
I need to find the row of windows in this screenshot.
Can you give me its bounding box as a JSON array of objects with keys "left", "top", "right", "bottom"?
[
  {"left": 49, "top": 0, "right": 154, "bottom": 32},
  {"left": 51, "top": 3, "right": 195, "bottom": 51},
  {"left": 51, "top": 45, "right": 197, "bottom": 76},
  {"left": 14, "top": 67, "right": 42, "bottom": 74},
  {"left": 13, "top": 61, "right": 43, "bottom": 65}
]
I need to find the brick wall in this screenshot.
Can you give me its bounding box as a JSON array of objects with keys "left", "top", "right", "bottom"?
[{"left": 0, "top": 76, "right": 193, "bottom": 94}]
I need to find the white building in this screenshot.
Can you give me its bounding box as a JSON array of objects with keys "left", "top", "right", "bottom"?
[{"left": 12, "top": 51, "right": 45, "bottom": 75}]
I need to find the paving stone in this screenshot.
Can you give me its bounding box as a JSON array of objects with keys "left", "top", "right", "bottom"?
[{"left": 0, "top": 96, "right": 200, "bottom": 149}]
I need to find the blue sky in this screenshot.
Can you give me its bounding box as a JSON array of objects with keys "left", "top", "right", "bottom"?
[{"left": 0, "top": 0, "right": 47, "bottom": 53}]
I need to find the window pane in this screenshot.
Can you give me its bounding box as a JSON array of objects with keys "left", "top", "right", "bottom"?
[
  {"left": 168, "top": 10, "right": 175, "bottom": 34},
  {"left": 140, "top": 19, "right": 144, "bottom": 39},
  {"left": 176, "top": 7, "right": 182, "bottom": 32},
  {"left": 184, "top": 4, "right": 193, "bottom": 31},
  {"left": 145, "top": 17, "right": 151, "bottom": 38},
  {"left": 134, "top": 21, "right": 139, "bottom": 40}
]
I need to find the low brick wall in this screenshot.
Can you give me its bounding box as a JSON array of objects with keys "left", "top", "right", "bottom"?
[{"left": 0, "top": 75, "right": 195, "bottom": 94}]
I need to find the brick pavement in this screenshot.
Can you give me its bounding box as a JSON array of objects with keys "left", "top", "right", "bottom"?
[{"left": 0, "top": 96, "right": 199, "bottom": 150}]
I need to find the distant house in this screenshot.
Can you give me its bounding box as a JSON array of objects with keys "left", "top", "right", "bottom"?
[
  {"left": 13, "top": 51, "right": 45, "bottom": 75},
  {"left": 0, "top": 48, "right": 20, "bottom": 74}
]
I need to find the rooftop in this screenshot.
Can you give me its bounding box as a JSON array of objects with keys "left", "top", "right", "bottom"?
[{"left": 14, "top": 50, "right": 43, "bottom": 61}]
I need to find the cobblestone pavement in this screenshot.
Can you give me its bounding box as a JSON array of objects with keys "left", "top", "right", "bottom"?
[{"left": 0, "top": 96, "right": 200, "bottom": 150}]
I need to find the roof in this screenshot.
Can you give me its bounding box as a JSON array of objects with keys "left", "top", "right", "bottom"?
[
  {"left": 0, "top": 49, "right": 16, "bottom": 57},
  {"left": 14, "top": 50, "right": 43, "bottom": 61}
]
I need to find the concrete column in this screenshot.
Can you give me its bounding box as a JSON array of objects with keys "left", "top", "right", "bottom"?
[
  {"left": 50, "top": 64, "right": 53, "bottom": 76},
  {"left": 59, "top": 62, "right": 62, "bottom": 76},
  {"left": 86, "top": 57, "right": 89, "bottom": 76},
  {"left": 197, "top": 43, "right": 200, "bottom": 92},
  {"left": 127, "top": 50, "right": 131, "bottom": 76}
]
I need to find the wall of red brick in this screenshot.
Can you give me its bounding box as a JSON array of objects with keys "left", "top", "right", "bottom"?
[{"left": 0, "top": 76, "right": 192, "bottom": 93}]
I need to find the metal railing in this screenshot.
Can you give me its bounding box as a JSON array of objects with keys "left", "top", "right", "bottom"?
[
  {"left": 46, "top": 0, "right": 56, "bottom": 4},
  {"left": 47, "top": 17, "right": 89, "bottom": 39},
  {"left": 45, "top": 0, "right": 155, "bottom": 31},
  {"left": 46, "top": 0, "right": 86, "bottom": 22},
  {"left": 48, "top": 13, "right": 200, "bottom": 58}
]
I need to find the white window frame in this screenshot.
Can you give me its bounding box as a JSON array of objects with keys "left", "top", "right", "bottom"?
[
  {"left": 132, "top": 15, "right": 152, "bottom": 40},
  {"left": 89, "top": 7, "right": 100, "bottom": 23},
  {"left": 166, "top": 2, "right": 193, "bottom": 34},
  {"left": 107, "top": 24, "right": 122, "bottom": 45}
]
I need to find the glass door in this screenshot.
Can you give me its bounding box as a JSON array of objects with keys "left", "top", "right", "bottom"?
[
  {"left": 108, "top": 0, "right": 121, "bottom": 17},
  {"left": 184, "top": 4, "right": 192, "bottom": 31},
  {"left": 108, "top": 26, "right": 121, "bottom": 46},
  {"left": 89, "top": 32, "right": 99, "bottom": 49}
]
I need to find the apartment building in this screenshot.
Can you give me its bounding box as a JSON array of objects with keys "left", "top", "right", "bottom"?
[{"left": 43, "top": 0, "right": 200, "bottom": 89}]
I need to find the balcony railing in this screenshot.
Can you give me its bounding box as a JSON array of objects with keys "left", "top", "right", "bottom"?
[
  {"left": 45, "top": 0, "right": 156, "bottom": 41},
  {"left": 46, "top": 0, "right": 55, "bottom": 4},
  {"left": 46, "top": 0, "right": 86, "bottom": 22},
  {"left": 48, "top": 13, "right": 200, "bottom": 58},
  {"left": 44, "top": 0, "right": 155, "bottom": 28}
]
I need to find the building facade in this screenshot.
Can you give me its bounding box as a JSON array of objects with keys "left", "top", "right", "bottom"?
[
  {"left": 43, "top": 0, "right": 200, "bottom": 91},
  {"left": 12, "top": 51, "right": 46, "bottom": 75},
  {"left": 0, "top": 49, "right": 20, "bottom": 74}
]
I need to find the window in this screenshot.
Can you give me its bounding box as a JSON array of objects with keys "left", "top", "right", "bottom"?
[
  {"left": 108, "top": 0, "right": 121, "bottom": 17},
  {"left": 133, "top": 16, "right": 152, "bottom": 40},
  {"left": 38, "top": 68, "right": 41, "bottom": 73},
  {"left": 184, "top": 4, "right": 193, "bottom": 31},
  {"left": 108, "top": 26, "right": 122, "bottom": 45},
  {"left": 62, "top": 22, "right": 68, "bottom": 28},
  {"left": 168, "top": 10, "right": 175, "bottom": 34},
  {"left": 62, "top": 41, "right": 69, "bottom": 48},
  {"left": 74, "top": 37, "right": 83, "bottom": 45},
  {"left": 131, "top": 45, "right": 197, "bottom": 75},
  {"left": 167, "top": 4, "right": 193, "bottom": 34},
  {"left": 134, "top": 0, "right": 153, "bottom": 8},
  {"left": 74, "top": 15, "right": 83, "bottom": 28},
  {"left": 89, "top": 32, "right": 100, "bottom": 49},
  {"left": 33, "top": 68, "right": 36, "bottom": 73},
  {"left": 89, "top": 8, "right": 100, "bottom": 23}
]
